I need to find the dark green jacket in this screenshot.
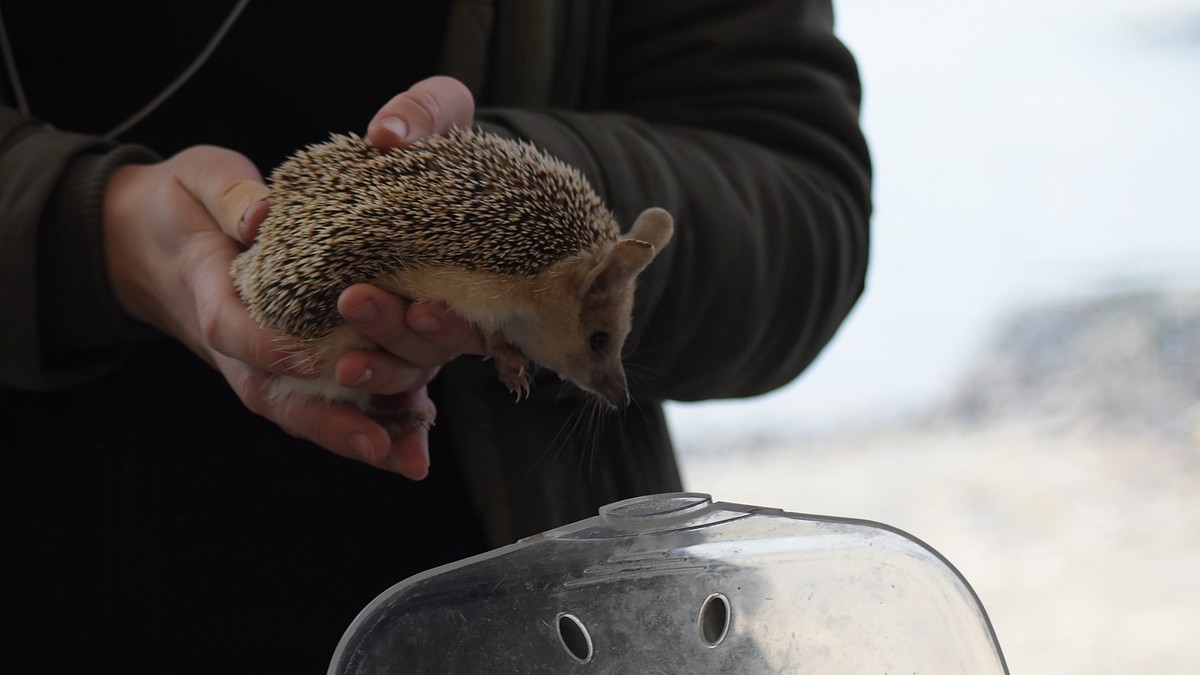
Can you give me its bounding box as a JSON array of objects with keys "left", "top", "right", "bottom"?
[{"left": 0, "top": 0, "right": 869, "bottom": 668}]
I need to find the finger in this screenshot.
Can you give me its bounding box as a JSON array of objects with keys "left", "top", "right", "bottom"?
[
  {"left": 375, "top": 389, "right": 437, "bottom": 478},
  {"left": 334, "top": 349, "right": 438, "bottom": 396},
  {"left": 204, "top": 289, "right": 320, "bottom": 377},
  {"left": 215, "top": 180, "right": 271, "bottom": 244},
  {"left": 161, "top": 146, "right": 317, "bottom": 376},
  {"left": 338, "top": 285, "right": 466, "bottom": 369},
  {"left": 387, "top": 430, "right": 431, "bottom": 480},
  {"left": 173, "top": 145, "right": 267, "bottom": 246},
  {"left": 366, "top": 75, "right": 475, "bottom": 150},
  {"left": 220, "top": 354, "right": 430, "bottom": 479},
  {"left": 406, "top": 302, "right": 487, "bottom": 356},
  {"left": 190, "top": 234, "right": 321, "bottom": 377}
]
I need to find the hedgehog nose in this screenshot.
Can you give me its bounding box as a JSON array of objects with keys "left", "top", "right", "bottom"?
[{"left": 591, "top": 369, "right": 629, "bottom": 408}]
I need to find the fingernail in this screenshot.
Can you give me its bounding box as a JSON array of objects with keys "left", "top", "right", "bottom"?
[
  {"left": 410, "top": 313, "right": 441, "bottom": 336},
  {"left": 238, "top": 199, "right": 269, "bottom": 242},
  {"left": 348, "top": 433, "right": 377, "bottom": 463},
  {"left": 377, "top": 116, "right": 407, "bottom": 142},
  {"left": 344, "top": 298, "right": 379, "bottom": 323}
]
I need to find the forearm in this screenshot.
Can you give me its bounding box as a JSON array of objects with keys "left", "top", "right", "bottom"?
[{"left": 0, "top": 106, "right": 158, "bottom": 390}]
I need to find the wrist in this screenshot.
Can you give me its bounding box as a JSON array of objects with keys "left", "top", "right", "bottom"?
[{"left": 101, "top": 162, "right": 157, "bottom": 326}]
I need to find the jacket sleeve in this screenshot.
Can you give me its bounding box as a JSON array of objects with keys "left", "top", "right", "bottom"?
[
  {"left": 0, "top": 106, "right": 159, "bottom": 390},
  {"left": 475, "top": 0, "right": 871, "bottom": 401}
]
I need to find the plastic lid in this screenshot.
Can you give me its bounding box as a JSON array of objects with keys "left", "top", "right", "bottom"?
[{"left": 329, "top": 493, "right": 1008, "bottom": 674}]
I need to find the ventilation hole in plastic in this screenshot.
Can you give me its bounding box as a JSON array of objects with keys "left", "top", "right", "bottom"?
[
  {"left": 556, "top": 613, "right": 593, "bottom": 663},
  {"left": 699, "top": 593, "right": 731, "bottom": 647}
]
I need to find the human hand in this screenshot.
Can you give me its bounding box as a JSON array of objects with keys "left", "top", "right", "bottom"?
[
  {"left": 334, "top": 74, "right": 484, "bottom": 398},
  {"left": 100, "top": 76, "right": 481, "bottom": 479},
  {"left": 329, "top": 75, "right": 487, "bottom": 467}
]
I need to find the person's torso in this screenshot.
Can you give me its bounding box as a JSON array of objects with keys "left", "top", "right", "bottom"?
[{"left": 1, "top": 0, "right": 451, "bottom": 167}]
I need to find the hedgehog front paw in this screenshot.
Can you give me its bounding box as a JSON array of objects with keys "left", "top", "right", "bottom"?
[
  {"left": 487, "top": 333, "right": 531, "bottom": 400},
  {"left": 497, "top": 359, "right": 530, "bottom": 401}
]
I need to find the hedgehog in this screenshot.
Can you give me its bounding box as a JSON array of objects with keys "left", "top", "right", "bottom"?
[{"left": 229, "top": 128, "right": 674, "bottom": 431}]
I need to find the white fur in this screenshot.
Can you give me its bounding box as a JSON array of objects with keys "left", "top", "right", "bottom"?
[
  {"left": 268, "top": 371, "right": 373, "bottom": 410},
  {"left": 268, "top": 324, "right": 374, "bottom": 410}
]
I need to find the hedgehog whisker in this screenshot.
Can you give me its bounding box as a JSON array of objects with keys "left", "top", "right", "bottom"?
[{"left": 577, "top": 395, "right": 621, "bottom": 485}]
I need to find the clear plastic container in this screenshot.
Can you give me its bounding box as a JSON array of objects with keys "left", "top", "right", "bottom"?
[{"left": 329, "top": 493, "right": 1008, "bottom": 673}]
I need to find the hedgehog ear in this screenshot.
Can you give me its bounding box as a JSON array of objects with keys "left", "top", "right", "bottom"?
[
  {"left": 583, "top": 239, "right": 656, "bottom": 299},
  {"left": 624, "top": 207, "right": 674, "bottom": 252},
  {"left": 582, "top": 208, "right": 674, "bottom": 300}
]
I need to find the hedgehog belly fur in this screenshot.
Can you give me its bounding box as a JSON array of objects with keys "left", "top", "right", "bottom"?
[{"left": 260, "top": 264, "right": 558, "bottom": 413}]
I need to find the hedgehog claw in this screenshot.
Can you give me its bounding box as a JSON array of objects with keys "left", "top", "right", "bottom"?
[
  {"left": 487, "top": 332, "right": 531, "bottom": 402},
  {"left": 500, "top": 363, "right": 531, "bottom": 401}
]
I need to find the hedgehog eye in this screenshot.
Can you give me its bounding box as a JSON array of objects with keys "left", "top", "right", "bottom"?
[{"left": 589, "top": 331, "right": 610, "bottom": 355}]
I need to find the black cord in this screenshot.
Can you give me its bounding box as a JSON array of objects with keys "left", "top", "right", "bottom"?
[{"left": 0, "top": 0, "right": 253, "bottom": 138}]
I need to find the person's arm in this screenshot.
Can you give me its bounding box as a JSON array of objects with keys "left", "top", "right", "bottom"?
[
  {"left": 0, "top": 106, "right": 160, "bottom": 390},
  {"left": 476, "top": 0, "right": 871, "bottom": 401},
  {"left": 0, "top": 79, "right": 484, "bottom": 479}
]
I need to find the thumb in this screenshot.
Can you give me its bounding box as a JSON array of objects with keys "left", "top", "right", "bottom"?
[
  {"left": 166, "top": 145, "right": 269, "bottom": 245},
  {"left": 366, "top": 75, "right": 476, "bottom": 150},
  {"left": 215, "top": 179, "right": 271, "bottom": 244}
]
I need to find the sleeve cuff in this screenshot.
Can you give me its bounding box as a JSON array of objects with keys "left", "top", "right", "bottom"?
[{"left": 37, "top": 144, "right": 161, "bottom": 372}]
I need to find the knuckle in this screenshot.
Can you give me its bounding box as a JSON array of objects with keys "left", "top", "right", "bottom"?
[
  {"left": 415, "top": 76, "right": 473, "bottom": 124},
  {"left": 174, "top": 144, "right": 234, "bottom": 172},
  {"left": 178, "top": 143, "right": 240, "bottom": 164},
  {"left": 386, "top": 89, "right": 439, "bottom": 136},
  {"left": 408, "top": 88, "right": 442, "bottom": 122}
]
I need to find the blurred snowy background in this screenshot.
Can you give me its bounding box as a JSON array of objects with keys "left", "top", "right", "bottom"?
[{"left": 667, "top": 1, "right": 1200, "bottom": 672}]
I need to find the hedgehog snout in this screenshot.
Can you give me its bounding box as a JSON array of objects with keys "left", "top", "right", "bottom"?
[{"left": 586, "top": 366, "right": 630, "bottom": 408}]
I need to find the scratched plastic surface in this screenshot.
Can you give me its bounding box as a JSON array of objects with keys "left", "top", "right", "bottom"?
[{"left": 329, "top": 493, "right": 1008, "bottom": 674}]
